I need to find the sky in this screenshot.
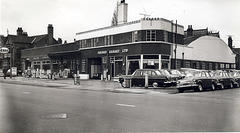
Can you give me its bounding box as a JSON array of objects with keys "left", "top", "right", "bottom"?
[{"left": 1, "top": 0, "right": 240, "bottom": 47}]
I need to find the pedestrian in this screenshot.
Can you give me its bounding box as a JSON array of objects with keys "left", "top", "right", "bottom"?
[
  {"left": 3, "top": 68, "right": 7, "bottom": 79},
  {"left": 26, "top": 68, "right": 32, "bottom": 78}
]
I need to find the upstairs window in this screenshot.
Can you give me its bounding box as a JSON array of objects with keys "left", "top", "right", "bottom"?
[
  {"left": 132, "top": 31, "right": 138, "bottom": 42},
  {"left": 146, "top": 30, "right": 156, "bottom": 41}
]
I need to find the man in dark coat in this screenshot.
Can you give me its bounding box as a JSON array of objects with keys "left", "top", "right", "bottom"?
[{"left": 3, "top": 68, "right": 7, "bottom": 79}]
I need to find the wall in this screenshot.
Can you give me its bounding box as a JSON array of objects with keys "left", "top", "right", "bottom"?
[
  {"left": 75, "top": 18, "right": 184, "bottom": 41},
  {"left": 176, "top": 36, "right": 235, "bottom": 63}
]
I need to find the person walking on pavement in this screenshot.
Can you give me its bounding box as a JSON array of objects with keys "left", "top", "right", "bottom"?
[
  {"left": 3, "top": 68, "right": 7, "bottom": 79},
  {"left": 26, "top": 67, "right": 32, "bottom": 78}
]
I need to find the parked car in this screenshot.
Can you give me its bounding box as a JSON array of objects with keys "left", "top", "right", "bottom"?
[
  {"left": 177, "top": 70, "right": 217, "bottom": 93},
  {"left": 119, "top": 69, "right": 173, "bottom": 88},
  {"left": 228, "top": 70, "right": 240, "bottom": 88},
  {"left": 169, "top": 69, "right": 185, "bottom": 79},
  {"left": 158, "top": 69, "right": 178, "bottom": 86},
  {"left": 210, "top": 70, "right": 238, "bottom": 89}
]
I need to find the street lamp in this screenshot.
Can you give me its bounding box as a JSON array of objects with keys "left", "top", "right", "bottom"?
[{"left": 9, "top": 43, "right": 13, "bottom": 78}]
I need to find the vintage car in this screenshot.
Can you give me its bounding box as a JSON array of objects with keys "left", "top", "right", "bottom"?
[
  {"left": 229, "top": 70, "right": 240, "bottom": 88},
  {"left": 210, "top": 70, "right": 238, "bottom": 89},
  {"left": 169, "top": 69, "right": 185, "bottom": 79},
  {"left": 119, "top": 69, "right": 173, "bottom": 88},
  {"left": 177, "top": 70, "right": 217, "bottom": 93},
  {"left": 158, "top": 69, "right": 178, "bottom": 86}
]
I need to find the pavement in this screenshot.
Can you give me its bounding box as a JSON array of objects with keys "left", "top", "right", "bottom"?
[{"left": 0, "top": 76, "right": 178, "bottom": 94}]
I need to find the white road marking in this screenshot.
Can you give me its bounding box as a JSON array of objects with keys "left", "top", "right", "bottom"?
[
  {"left": 22, "top": 92, "right": 31, "bottom": 94},
  {"left": 116, "top": 104, "right": 136, "bottom": 108}
]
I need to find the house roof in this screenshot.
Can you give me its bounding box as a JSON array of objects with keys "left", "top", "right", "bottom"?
[
  {"left": 6, "top": 34, "right": 58, "bottom": 45},
  {"left": 30, "top": 34, "right": 48, "bottom": 44},
  {"left": 184, "top": 35, "right": 202, "bottom": 45},
  {"left": 7, "top": 35, "right": 33, "bottom": 44}
]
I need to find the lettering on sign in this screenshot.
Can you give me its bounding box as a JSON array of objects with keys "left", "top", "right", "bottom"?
[
  {"left": 0, "top": 47, "right": 9, "bottom": 54},
  {"left": 122, "top": 49, "right": 128, "bottom": 53},
  {"left": 109, "top": 50, "right": 120, "bottom": 54},
  {"left": 42, "top": 56, "right": 49, "bottom": 59},
  {"left": 98, "top": 51, "right": 107, "bottom": 55},
  {"left": 33, "top": 57, "right": 40, "bottom": 60}
]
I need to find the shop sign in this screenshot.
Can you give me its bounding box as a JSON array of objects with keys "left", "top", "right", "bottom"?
[
  {"left": 98, "top": 51, "right": 107, "bottom": 55},
  {"left": 11, "top": 67, "right": 17, "bottom": 76},
  {"left": 98, "top": 49, "right": 128, "bottom": 55},
  {"left": 122, "top": 49, "right": 128, "bottom": 53},
  {"left": 42, "top": 56, "right": 49, "bottom": 59},
  {"left": 0, "top": 47, "right": 9, "bottom": 54},
  {"left": 33, "top": 57, "right": 40, "bottom": 60},
  {"left": 109, "top": 50, "right": 120, "bottom": 54},
  {"left": 147, "top": 60, "right": 155, "bottom": 66}
]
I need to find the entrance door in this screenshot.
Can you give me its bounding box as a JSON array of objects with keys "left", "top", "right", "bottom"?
[{"left": 115, "top": 61, "right": 122, "bottom": 76}]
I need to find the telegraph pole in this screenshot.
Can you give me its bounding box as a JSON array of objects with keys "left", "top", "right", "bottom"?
[
  {"left": 174, "top": 20, "right": 177, "bottom": 69},
  {"left": 10, "top": 43, "right": 13, "bottom": 78}
]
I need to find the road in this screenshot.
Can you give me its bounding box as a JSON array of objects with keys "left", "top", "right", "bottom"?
[{"left": 1, "top": 82, "right": 240, "bottom": 132}]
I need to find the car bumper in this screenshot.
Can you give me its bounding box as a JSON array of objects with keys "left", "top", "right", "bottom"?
[{"left": 177, "top": 84, "right": 198, "bottom": 89}]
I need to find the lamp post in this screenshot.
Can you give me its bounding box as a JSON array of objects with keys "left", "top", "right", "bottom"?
[{"left": 9, "top": 43, "right": 13, "bottom": 79}]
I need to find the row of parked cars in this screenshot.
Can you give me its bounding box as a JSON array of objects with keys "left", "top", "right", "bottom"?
[{"left": 118, "top": 68, "right": 240, "bottom": 93}]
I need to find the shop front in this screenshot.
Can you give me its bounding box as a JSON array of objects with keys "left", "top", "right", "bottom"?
[{"left": 78, "top": 42, "right": 171, "bottom": 80}]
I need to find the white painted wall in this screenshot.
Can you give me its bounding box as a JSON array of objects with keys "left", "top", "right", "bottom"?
[
  {"left": 176, "top": 36, "right": 235, "bottom": 63},
  {"left": 75, "top": 18, "right": 184, "bottom": 40},
  {"left": 117, "top": 3, "right": 128, "bottom": 24}
]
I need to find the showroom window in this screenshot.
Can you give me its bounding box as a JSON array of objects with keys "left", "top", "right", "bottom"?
[{"left": 81, "top": 59, "right": 86, "bottom": 72}]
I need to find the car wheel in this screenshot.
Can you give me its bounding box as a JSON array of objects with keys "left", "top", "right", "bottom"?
[
  {"left": 198, "top": 83, "right": 203, "bottom": 92},
  {"left": 211, "top": 83, "right": 216, "bottom": 91},
  {"left": 152, "top": 82, "right": 158, "bottom": 88},
  {"left": 220, "top": 82, "right": 224, "bottom": 90}
]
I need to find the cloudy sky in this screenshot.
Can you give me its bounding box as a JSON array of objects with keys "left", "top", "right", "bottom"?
[{"left": 1, "top": 0, "right": 240, "bottom": 47}]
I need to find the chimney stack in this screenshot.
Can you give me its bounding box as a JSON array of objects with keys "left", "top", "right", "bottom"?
[
  {"left": 228, "top": 36, "right": 233, "bottom": 49},
  {"left": 48, "top": 24, "right": 54, "bottom": 45},
  {"left": 187, "top": 25, "right": 193, "bottom": 37},
  {"left": 17, "top": 27, "right": 23, "bottom": 36},
  {"left": 117, "top": 0, "right": 128, "bottom": 24}
]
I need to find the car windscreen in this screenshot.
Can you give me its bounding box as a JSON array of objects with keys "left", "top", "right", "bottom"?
[
  {"left": 170, "top": 70, "right": 181, "bottom": 75},
  {"left": 155, "top": 70, "right": 162, "bottom": 76},
  {"left": 185, "top": 71, "right": 201, "bottom": 78},
  {"left": 161, "top": 70, "right": 171, "bottom": 76}
]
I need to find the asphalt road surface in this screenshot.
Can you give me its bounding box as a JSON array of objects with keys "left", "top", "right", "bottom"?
[{"left": 1, "top": 83, "right": 240, "bottom": 132}]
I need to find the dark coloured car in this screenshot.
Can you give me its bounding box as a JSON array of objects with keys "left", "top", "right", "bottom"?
[
  {"left": 210, "top": 70, "right": 237, "bottom": 89},
  {"left": 119, "top": 69, "right": 172, "bottom": 88},
  {"left": 229, "top": 70, "right": 240, "bottom": 88},
  {"left": 177, "top": 70, "right": 217, "bottom": 93}
]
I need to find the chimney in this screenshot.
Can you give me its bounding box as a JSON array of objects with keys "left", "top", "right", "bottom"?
[
  {"left": 228, "top": 36, "right": 233, "bottom": 49},
  {"left": 48, "top": 24, "right": 54, "bottom": 45},
  {"left": 117, "top": 0, "right": 128, "bottom": 24},
  {"left": 17, "top": 27, "right": 23, "bottom": 36},
  {"left": 58, "top": 38, "right": 62, "bottom": 44},
  {"left": 187, "top": 25, "right": 193, "bottom": 37}
]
